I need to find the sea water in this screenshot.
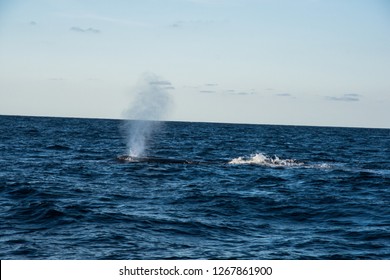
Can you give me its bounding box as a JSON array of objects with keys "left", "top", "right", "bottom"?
[{"left": 0, "top": 115, "right": 389, "bottom": 259}]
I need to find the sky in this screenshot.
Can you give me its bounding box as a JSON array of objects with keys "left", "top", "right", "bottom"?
[{"left": 0, "top": 0, "right": 389, "bottom": 128}]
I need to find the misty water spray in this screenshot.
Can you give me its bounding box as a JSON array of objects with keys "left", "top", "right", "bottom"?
[{"left": 123, "top": 73, "right": 173, "bottom": 157}]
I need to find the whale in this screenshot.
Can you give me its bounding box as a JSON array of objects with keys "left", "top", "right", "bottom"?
[
  {"left": 116, "top": 155, "right": 224, "bottom": 165},
  {"left": 117, "top": 155, "right": 200, "bottom": 164}
]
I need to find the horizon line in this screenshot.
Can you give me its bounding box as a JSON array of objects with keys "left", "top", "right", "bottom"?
[{"left": 1, "top": 113, "right": 389, "bottom": 130}]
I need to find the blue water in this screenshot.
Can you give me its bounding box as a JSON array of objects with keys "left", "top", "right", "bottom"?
[{"left": 1, "top": 115, "right": 389, "bottom": 259}]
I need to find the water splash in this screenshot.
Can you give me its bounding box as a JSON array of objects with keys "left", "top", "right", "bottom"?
[
  {"left": 229, "top": 153, "right": 304, "bottom": 167},
  {"left": 228, "top": 153, "right": 336, "bottom": 169},
  {"left": 123, "top": 73, "right": 173, "bottom": 157}
]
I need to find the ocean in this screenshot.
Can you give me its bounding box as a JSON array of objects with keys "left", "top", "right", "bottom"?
[{"left": 0, "top": 115, "right": 389, "bottom": 259}]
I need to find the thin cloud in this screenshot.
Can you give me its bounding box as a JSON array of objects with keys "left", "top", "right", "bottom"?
[
  {"left": 59, "top": 13, "right": 150, "bottom": 28},
  {"left": 275, "top": 93, "right": 292, "bottom": 97},
  {"left": 148, "top": 80, "right": 174, "bottom": 90},
  {"left": 149, "top": 81, "right": 172, "bottom": 86},
  {"left": 237, "top": 91, "right": 255, "bottom": 96},
  {"left": 70, "top": 26, "right": 101, "bottom": 33},
  {"left": 30, "top": 21, "right": 37, "bottom": 26},
  {"left": 200, "top": 90, "right": 216, "bottom": 93},
  {"left": 225, "top": 89, "right": 256, "bottom": 96},
  {"left": 170, "top": 21, "right": 184, "bottom": 28},
  {"left": 326, "top": 93, "right": 361, "bottom": 102},
  {"left": 70, "top": 27, "right": 84, "bottom": 32},
  {"left": 162, "top": 86, "right": 175, "bottom": 90}
]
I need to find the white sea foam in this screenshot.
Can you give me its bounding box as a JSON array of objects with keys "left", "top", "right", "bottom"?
[
  {"left": 229, "top": 153, "right": 304, "bottom": 167},
  {"left": 228, "top": 153, "right": 336, "bottom": 169},
  {"left": 311, "top": 163, "right": 332, "bottom": 169}
]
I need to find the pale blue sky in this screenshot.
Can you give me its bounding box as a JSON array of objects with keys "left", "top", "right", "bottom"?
[{"left": 1, "top": 0, "right": 389, "bottom": 128}]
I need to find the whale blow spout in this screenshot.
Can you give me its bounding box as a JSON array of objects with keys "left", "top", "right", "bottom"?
[{"left": 123, "top": 73, "right": 173, "bottom": 158}]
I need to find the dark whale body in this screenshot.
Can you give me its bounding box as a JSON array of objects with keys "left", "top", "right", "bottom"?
[
  {"left": 117, "top": 155, "right": 200, "bottom": 164},
  {"left": 117, "top": 155, "right": 224, "bottom": 165}
]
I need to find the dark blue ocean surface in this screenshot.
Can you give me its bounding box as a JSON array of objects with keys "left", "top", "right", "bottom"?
[{"left": 1, "top": 115, "right": 389, "bottom": 259}]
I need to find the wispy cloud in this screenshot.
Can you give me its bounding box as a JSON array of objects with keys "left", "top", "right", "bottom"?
[
  {"left": 197, "top": 83, "right": 219, "bottom": 93},
  {"left": 225, "top": 89, "right": 256, "bottom": 96},
  {"left": 162, "top": 86, "right": 175, "bottom": 90},
  {"left": 170, "top": 21, "right": 184, "bottom": 28},
  {"left": 186, "top": 83, "right": 256, "bottom": 96},
  {"left": 58, "top": 12, "right": 150, "bottom": 28},
  {"left": 70, "top": 26, "right": 101, "bottom": 33},
  {"left": 149, "top": 81, "right": 172, "bottom": 86},
  {"left": 200, "top": 90, "right": 216, "bottom": 93},
  {"left": 326, "top": 93, "right": 361, "bottom": 102},
  {"left": 148, "top": 80, "right": 175, "bottom": 90},
  {"left": 183, "top": 83, "right": 218, "bottom": 90},
  {"left": 236, "top": 91, "right": 255, "bottom": 96},
  {"left": 275, "top": 93, "right": 293, "bottom": 97}
]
